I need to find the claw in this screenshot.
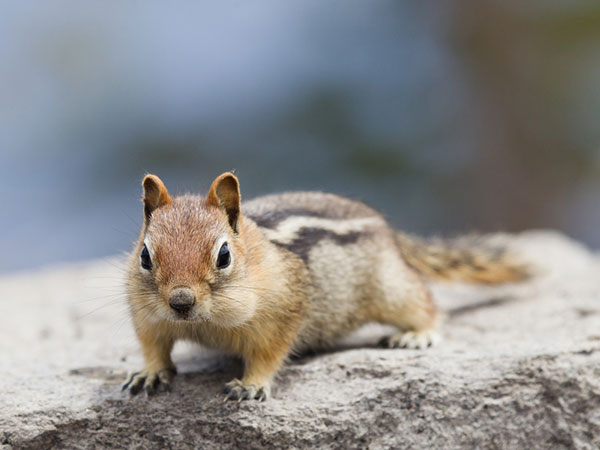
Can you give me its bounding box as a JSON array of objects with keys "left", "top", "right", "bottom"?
[
  {"left": 382, "top": 330, "right": 441, "bottom": 350},
  {"left": 222, "top": 379, "right": 269, "bottom": 402},
  {"left": 144, "top": 384, "right": 155, "bottom": 396},
  {"left": 123, "top": 368, "right": 175, "bottom": 397},
  {"left": 225, "top": 389, "right": 239, "bottom": 401},
  {"left": 121, "top": 371, "right": 139, "bottom": 391},
  {"left": 129, "top": 379, "right": 144, "bottom": 396}
]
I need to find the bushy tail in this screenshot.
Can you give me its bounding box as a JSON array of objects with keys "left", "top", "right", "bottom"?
[{"left": 395, "top": 232, "right": 530, "bottom": 284}]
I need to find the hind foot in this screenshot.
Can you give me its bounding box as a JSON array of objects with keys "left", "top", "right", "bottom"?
[{"left": 381, "top": 329, "right": 441, "bottom": 349}]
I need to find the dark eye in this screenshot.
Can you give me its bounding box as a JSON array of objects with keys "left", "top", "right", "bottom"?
[
  {"left": 216, "top": 243, "right": 230, "bottom": 269},
  {"left": 140, "top": 244, "right": 152, "bottom": 270}
]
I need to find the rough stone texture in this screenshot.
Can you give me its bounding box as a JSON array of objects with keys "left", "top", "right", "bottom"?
[{"left": 1, "top": 231, "right": 599, "bottom": 449}]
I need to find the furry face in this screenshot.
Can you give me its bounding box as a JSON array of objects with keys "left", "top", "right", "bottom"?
[{"left": 129, "top": 180, "right": 259, "bottom": 328}]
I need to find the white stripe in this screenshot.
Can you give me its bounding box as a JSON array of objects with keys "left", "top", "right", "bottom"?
[
  {"left": 263, "top": 216, "right": 380, "bottom": 244},
  {"left": 144, "top": 235, "right": 155, "bottom": 259}
]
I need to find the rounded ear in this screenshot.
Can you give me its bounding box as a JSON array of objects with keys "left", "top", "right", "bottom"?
[
  {"left": 206, "top": 172, "right": 241, "bottom": 233},
  {"left": 142, "top": 174, "right": 172, "bottom": 223}
]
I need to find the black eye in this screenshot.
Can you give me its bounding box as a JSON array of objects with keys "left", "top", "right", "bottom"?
[
  {"left": 216, "top": 243, "right": 230, "bottom": 269},
  {"left": 140, "top": 245, "right": 152, "bottom": 270}
]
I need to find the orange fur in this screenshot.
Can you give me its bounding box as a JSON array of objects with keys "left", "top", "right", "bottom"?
[
  {"left": 142, "top": 174, "right": 172, "bottom": 222},
  {"left": 123, "top": 172, "right": 529, "bottom": 400},
  {"left": 395, "top": 232, "right": 529, "bottom": 284}
]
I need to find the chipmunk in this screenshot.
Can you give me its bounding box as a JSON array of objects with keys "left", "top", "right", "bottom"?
[{"left": 122, "top": 172, "right": 528, "bottom": 401}]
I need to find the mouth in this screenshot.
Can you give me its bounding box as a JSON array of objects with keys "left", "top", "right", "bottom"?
[
  {"left": 172, "top": 311, "right": 194, "bottom": 321},
  {"left": 171, "top": 310, "right": 208, "bottom": 323}
]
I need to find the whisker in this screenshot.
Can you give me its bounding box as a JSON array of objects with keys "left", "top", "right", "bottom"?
[
  {"left": 220, "top": 284, "right": 282, "bottom": 295},
  {"left": 76, "top": 299, "right": 128, "bottom": 319}
]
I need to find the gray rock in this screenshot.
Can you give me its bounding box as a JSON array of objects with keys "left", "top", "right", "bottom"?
[{"left": 1, "top": 231, "right": 599, "bottom": 449}]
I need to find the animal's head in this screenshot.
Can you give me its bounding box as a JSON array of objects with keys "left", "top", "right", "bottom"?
[{"left": 130, "top": 172, "right": 258, "bottom": 327}]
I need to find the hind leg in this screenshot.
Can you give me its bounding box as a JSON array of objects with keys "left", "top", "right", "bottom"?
[
  {"left": 372, "top": 251, "right": 441, "bottom": 349},
  {"left": 378, "top": 284, "right": 441, "bottom": 349}
]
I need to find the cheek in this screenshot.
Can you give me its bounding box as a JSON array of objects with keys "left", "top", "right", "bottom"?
[{"left": 209, "top": 289, "right": 258, "bottom": 326}]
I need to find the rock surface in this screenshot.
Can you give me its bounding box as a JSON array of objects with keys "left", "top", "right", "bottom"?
[{"left": 1, "top": 231, "right": 600, "bottom": 449}]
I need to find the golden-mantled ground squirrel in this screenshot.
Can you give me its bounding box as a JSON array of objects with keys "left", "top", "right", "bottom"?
[{"left": 123, "top": 172, "right": 528, "bottom": 401}]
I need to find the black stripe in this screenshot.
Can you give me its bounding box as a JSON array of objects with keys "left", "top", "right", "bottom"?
[
  {"left": 246, "top": 209, "right": 329, "bottom": 229},
  {"left": 272, "top": 227, "right": 364, "bottom": 263}
]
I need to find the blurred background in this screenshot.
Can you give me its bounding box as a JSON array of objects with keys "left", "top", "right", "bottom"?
[{"left": 1, "top": 1, "right": 600, "bottom": 274}]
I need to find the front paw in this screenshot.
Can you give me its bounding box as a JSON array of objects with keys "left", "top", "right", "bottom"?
[
  {"left": 223, "top": 378, "right": 270, "bottom": 402},
  {"left": 122, "top": 367, "right": 176, "bottom": 396}
]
